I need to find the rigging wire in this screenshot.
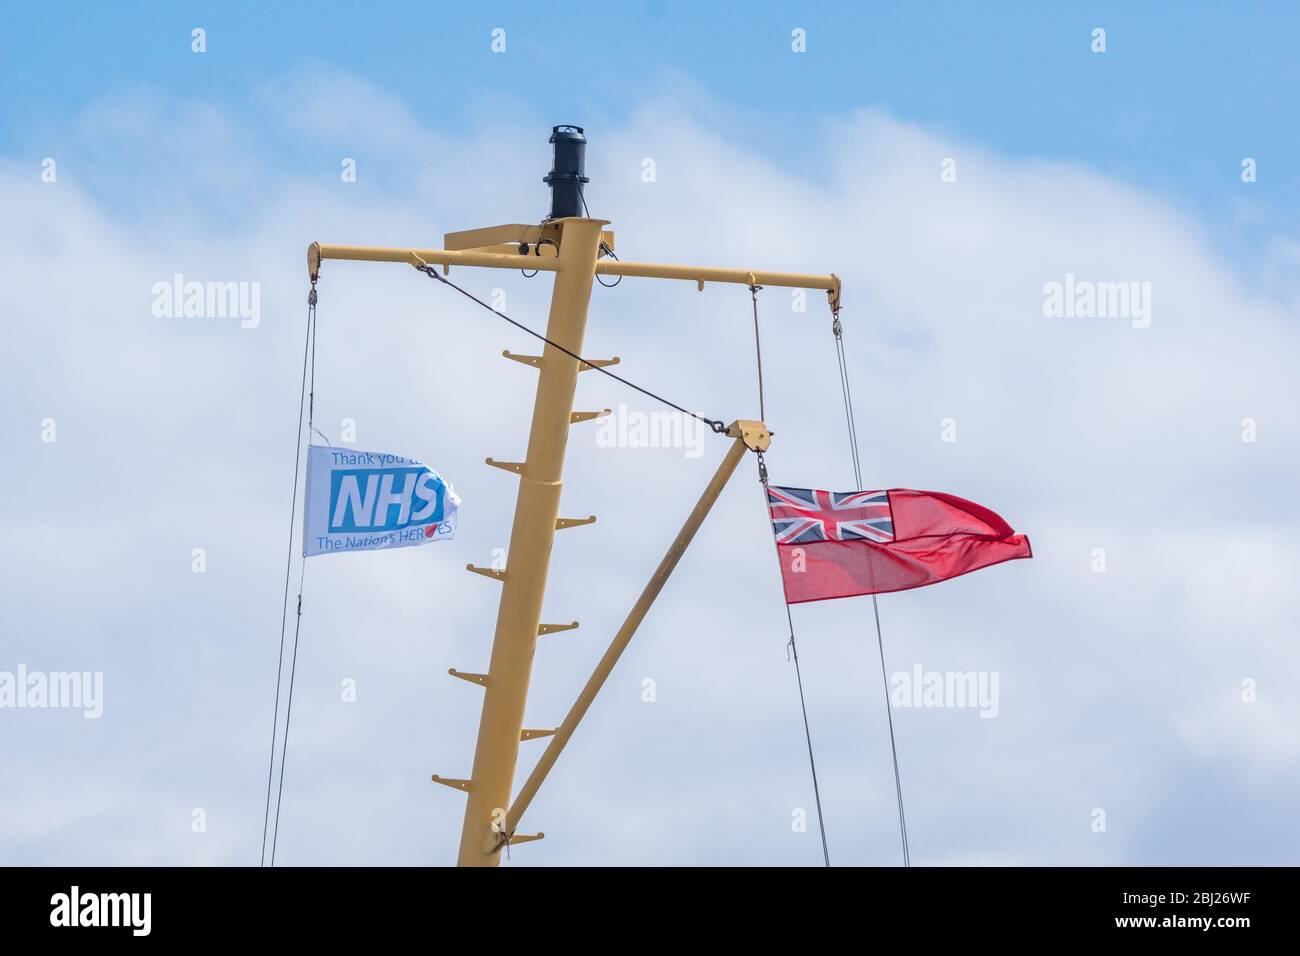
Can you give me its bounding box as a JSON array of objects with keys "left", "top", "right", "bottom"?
[
  {"left": 411, "top": 258, "right": 727, "bottom": 435},
  {"left": 271, "top": 565, "right": 307, "bottom": 865},
  {"left": 749, "top": 286, "right": 830, "bottom": 867},
  {"left": 757, "top": 454, "right": 832, "bottom": 868},
  {"left": 260, "top": 283, "right": 316, "bottom": 867},
  {"left": 832, "top": 311, "right": 912, "bottom": 867},
  {"left": 268, "top": 290, "right": 322, "bottom": 866},
  {"left": 307, "top": 293, "right": 334, "bottom": 446}
]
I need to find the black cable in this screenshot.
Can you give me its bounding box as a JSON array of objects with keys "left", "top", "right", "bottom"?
[
  {"left": 578, "top": 194, "right": 623, "bottom": 287},
  {"left": 413, "top": 262, "right": 727, "bottom": 435},
  {"left": 520, "top": 236, "right": 556, "bottom": 278},
  {"left": 594, "top": 247, "right": 623, "bottom": 288},
  {"left": 260, "top": 286, "right": 314, "bottom": 867}
]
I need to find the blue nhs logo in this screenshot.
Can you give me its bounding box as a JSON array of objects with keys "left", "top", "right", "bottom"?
[{"left": 329, "top": 467, "right": 448, "bottom": 532}]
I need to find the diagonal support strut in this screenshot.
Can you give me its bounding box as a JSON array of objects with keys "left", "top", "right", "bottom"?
[{"left": 490, "top": 420, "right": 771, "bottom": 853}]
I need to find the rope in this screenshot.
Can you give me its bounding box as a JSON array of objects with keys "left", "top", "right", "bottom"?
[
  {"left": 260, "top": 284, "right": 315, "bottom": 867},
  {"left": 832, "top": 311, "right": 911, "bottom": 867},
  {"left": 412, "top": 259, "right": 728, "bottom": 435}
]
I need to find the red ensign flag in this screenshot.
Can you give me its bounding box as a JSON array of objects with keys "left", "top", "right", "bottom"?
[{"left": 767, "top": 486, "right": 1031, "bottom": 604}]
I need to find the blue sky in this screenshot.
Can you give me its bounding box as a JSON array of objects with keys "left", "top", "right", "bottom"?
[
  {"left": 2, "top": 3, "right": 1297, "bottom": 867},
  {"left": 5, "top": 1, "right": 1298, "bottom": 238}
]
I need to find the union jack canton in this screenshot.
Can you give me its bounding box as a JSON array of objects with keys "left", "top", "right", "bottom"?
[{"left": 767, "top": 486, "right": 895, "bottom": 545}]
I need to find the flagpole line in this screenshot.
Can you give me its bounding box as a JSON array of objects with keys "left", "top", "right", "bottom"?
[
  {"left": 269, "top": 290, "right": 325, "bottom": 868},
  {"left": 872, "top": 591, "right": 910, "bottom": 867},
  {"left": 270, "top": 283, "right": 323, "bottom": 868},
  {"left": 786, "top": 601, "right": 832, "bottom": 868},
  {"left": 749, "top": 280, "right": 765, "bottom": 422},
  {"left": 271, "top": 558, "right": 308, "bottom": 866},
  {"left": 261, "top": 282, "right": 317, "bottom": 868},
  {"left": 756, "top": 458, "right": 832, "bottom": 867},
  {"left": 833, "top": 313, "right": 911, "bottom": 867},
  {"left": 747, "top": 292, "right": 832, "bottom": 867}
]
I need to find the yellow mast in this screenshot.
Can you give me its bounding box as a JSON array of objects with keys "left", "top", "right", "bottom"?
[
  {"left": 453, "top": 214, "right": 605, "bottom": 865},
  {"left": 306, "top": 126, "right": 839, "bottom": 866}
]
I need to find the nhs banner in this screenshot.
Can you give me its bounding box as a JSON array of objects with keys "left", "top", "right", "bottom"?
[{"left": 303, "top": 446, "right": 459, "bottom": 557}]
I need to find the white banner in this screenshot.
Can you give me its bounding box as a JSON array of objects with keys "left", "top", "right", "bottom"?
[{"left": 303, "top": 446, "right": 459, "bottom": 557}]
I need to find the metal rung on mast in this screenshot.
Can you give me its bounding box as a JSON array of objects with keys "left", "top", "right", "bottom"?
[
  {"left": 449, "top": 669, "right": 489, "bottom": 687},
  {"left": 485, "top": 458, "right": 524, "bottom": 474},
  {"left": 499, "top": 832, "right": 544, "bottom": 847},
  {"left": 502, "top": 350, "right": 542, "bottom": 368},
  {"left": 503, "top": 351, "right": 619, "bottom": 374}
]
